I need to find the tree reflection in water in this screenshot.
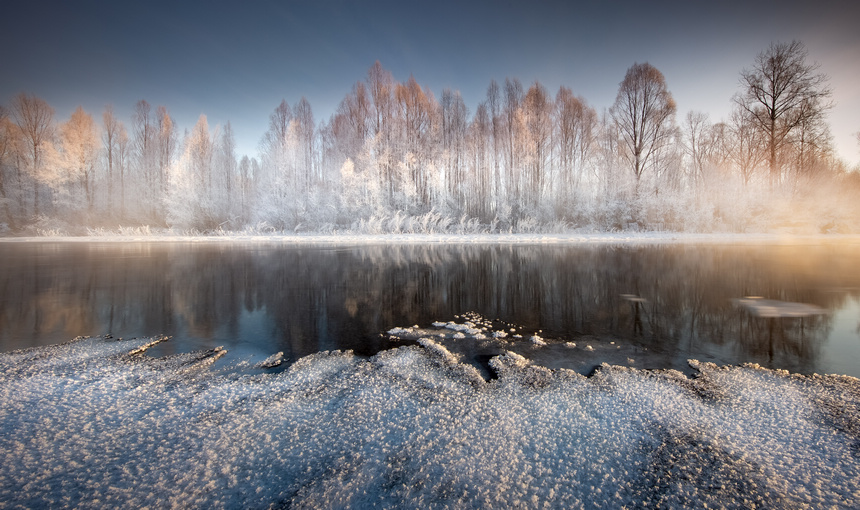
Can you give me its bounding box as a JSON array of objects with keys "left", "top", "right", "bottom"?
[{"left": 0, "top": 241, "right": 858, "bottom": 376}]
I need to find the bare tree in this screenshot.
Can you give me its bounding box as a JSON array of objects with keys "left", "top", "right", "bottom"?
[
  {"left": 60, "top": 106, "right": 99, "bottom": 212},
  {"left": 11, "top": 93, "right": 55, "bottom": 216},
  {"left": 263, "top": 99, "right": 292, "bottom": 155},
  {"left": 503, "top": 77, "right": 523, "bottom": 208},
  {"left": 610, "top": 62, "right": 676, "bottom": 190},
  {"left": 736, "top": 40, "right": 832, "bottom": 185},
  {"left": 217, "top": 121, "right": 237, "bottom": 213},
  {"left": 189, "top": 115, "right": 214, "bottom": 197},
  {"left": 0, "top": 106, "right": 14, "bottom": 225},
  {"left": 555, "top": 87, "right": 596, "bottom": 200},
  {"left": 132, "top": 99, "right": 155, "bottom": 183},
  {"left": 367, "top": 61, "right": 394, "bottom": 139},
  {"left": 441, "top": 88, "right": 468, "bottom": 209},
  {"left": 366, "top": 62, "right": 397, "bottom": 204},
  {"left": 682, "top": 111, "right": 712, "bottom": 189},
  {"left": 727, "top": 107, "right": 765, "bottom": 186},
  {"left": 485, "top": 80, "right": 501, "bottom": 208},
  {"left": 468, "top": 101, "right": 491, "bottom": 219},
  {"left": 521, "top": 81, "right": 552, "bottom": 209},
  {"left": 102, "top": 106, "right": 121, "bottom": 211},
  {"left": 789, "top": 97, "right": 832, "bottom": 182},
  {"left": 156, "top": 105, "right": 176, "bottom": 198},
  {"left": 395, "top": 75, "right": 435, "bottom": 207},
  {"left": 116, "top": 123, "right": 129, "bottom": 221},
  {"left": 293, "top": 97, "right": 315, "bottom": 191},
  {"left": 334, "top": 81, "right": 370, "bottom": 160},
  {"left": 131, "top": 99, "right": 159, "bottom": 220},
  {"left": 237, "top": 155, "right": 254, "bottom": 223}
]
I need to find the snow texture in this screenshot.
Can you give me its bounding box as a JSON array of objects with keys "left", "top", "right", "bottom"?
[
  {"left": 256, "top": 351, "right": 284, "bottom": 368},
  {"left": 1, "top": 332, "right": 859, "bottom": 508}
]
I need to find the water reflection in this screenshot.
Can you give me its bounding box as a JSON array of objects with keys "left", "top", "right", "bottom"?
[{"left": 0, "top": 241, "right": 859, "bottom": 376}]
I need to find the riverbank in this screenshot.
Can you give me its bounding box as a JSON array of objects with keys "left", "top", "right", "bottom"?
[
  {"left": 1, "top": 334, "right": 858, "bottom": 508},
  {"left": 4, "top": 231, "right": 860, "bottom": 245}
]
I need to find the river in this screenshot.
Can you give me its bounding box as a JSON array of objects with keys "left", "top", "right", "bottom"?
[{"left": 1, "top": 240, "right": 858, "bottom": 377}]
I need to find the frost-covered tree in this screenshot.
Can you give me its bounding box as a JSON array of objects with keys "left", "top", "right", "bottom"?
[
  {"left": 466, "top": 101, "right": 491, "bottom": 220},
  {"left": 395, "top": 75, "right": 438, "bottom": 209},
  {"left": 59, "top": 106, "right": 99, "bottom": 213},
  {"left": 788, "top": 97, "right": 832, "bottom": 182},
  {"left": 1, "top": 54, "right": 856, "bottom": 235},
  {"left": 167, "top": 114, "right": 221, "bottom": 229},
  {"left": 485, "top": 80, "right": 502, "bottom": 212},
  {"left": 11, "top": 93, "right": 54, "bottom": 216},
  {"left": 211, "top": 121, "right": 239, "bottom": 226},
  {"left": 257, "top": 99, "right": 321, "bottom": 228},
  {"left": 0, "top": 107, "right": 15, "bottom": 225},
  {"left": 367, "top": 62, "right": 396, "bottom": 204},
  {"left": 441, "top": 89, "right": 469, "bottom": 212},
  {"left": 502, "top": 78, "right": 523, "bottom": 210},
  {"left": 520, "top": 81, "right": 552, "bottom": 212},
  {"left": 555, "top": 87, "right": 596, "bottom": 193},
  {"left": 156, "top": 106, "right": 177, "bottom": 200},
  {"left": 727, "top": 107, "right": 766, "bottom": 187},
  {"left": 130, "top": 100, "right": 159, "bottom": 221},
  {"left": 102, "top": 106, "right": 122, "bottom": 212},
  {"left": 682, "top": 111, "right": 720, "bottom": 191},
  {"left": 292, "top": 97, "right": 315, "bottom": 194},
  {"left": 610, "top": 63, "right": 677, "bottom": 191},
  {"left": 236, "top": 155, "right": 255, "bottom": 224},
  {"left": 116, "top": 122, "right": 130, "bottom": 221}
]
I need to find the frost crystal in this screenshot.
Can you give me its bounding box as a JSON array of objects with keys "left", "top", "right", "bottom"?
[{"left": 1, "top": 335, "right": 858, "bottom": 509}]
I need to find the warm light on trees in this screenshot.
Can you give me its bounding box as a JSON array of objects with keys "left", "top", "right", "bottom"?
[
  {"left": 60, "top": 106, "right": 99, "bottom": 212},
  {"left": 0, "top": 107, "right": 15, "bottom": 226},
  {"left": 11, "top": 93, "right": 54, "bottom": 216},
  {"left": 0, "top": 49, "right": 855, "bottom": 235},
  {"left": 736, "top": 40, "right": 832, "bottom": 186}
]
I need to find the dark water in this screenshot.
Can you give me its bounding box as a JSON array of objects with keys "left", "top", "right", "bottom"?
[{"left": 1, "top": 241, "right": 859, "bottom": 377}]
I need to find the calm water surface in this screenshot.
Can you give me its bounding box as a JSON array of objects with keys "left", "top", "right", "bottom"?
[{"left": 1, "top": 241, "right": 859, "bottom": 377}]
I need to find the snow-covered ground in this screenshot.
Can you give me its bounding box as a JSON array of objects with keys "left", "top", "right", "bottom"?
[
  {"left": 2, "top": 321, "right": 859, "bottom": 508},
  {"left": 4, "top": 231, "right": 860, "bottom": 244}
]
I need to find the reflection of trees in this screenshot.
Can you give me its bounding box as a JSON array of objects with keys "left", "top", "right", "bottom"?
[{"left": 0, "top": 242, "right": 859, "bottom": 372}]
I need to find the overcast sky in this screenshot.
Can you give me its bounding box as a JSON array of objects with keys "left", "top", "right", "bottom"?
[{"left": 2, "top": 0, "right": 858, "bottom": 166}]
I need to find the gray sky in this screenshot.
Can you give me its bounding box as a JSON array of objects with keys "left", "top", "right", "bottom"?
[{"left": 2, "top": 0, "right": 858, "bottom": 166}]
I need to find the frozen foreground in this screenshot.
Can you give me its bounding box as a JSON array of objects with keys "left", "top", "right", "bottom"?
[{"left": 1, "top": 328, "right": 859, "bottom": 509}]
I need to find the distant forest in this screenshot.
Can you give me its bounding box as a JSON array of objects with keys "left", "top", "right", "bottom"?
[{"left": 1, "top": 41, "right": 858, "bottom": 236}]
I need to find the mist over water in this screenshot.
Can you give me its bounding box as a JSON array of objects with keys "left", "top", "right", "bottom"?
[{"left": 1, "top": 241, "right": 859, "bottom": 377}]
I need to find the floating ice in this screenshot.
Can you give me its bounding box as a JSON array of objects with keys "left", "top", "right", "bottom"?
[
  {"left": 1, "top": 334, "right": 858, "bottom": 508},
  {"left": 387, "top": 327, "right": 412, "bottom": 335},
  {"left": 256, "top": 351, "right": 284, "bottom": 368},
  {"left": 530, "top": 335, "right": 547, "bottom": 346},
  {"left": 733, "top": 297, "right": 828, "bottom": 318}
]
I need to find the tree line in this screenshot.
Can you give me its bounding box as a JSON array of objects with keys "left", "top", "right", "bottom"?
[{"left": 0, "top": 40, "right": 857, "bottom": 235}]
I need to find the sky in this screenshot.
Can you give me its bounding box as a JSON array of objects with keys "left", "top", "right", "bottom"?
[{"left": 1, "top": 0, "right": 858, "bottom": 167}]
